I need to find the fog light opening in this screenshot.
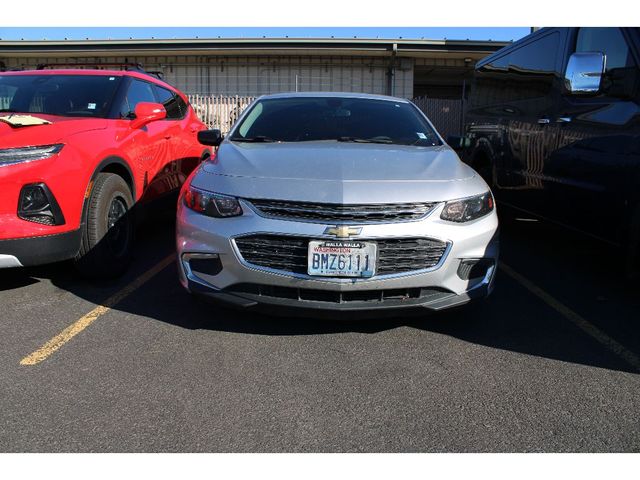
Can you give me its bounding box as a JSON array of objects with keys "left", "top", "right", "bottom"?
[
  {"left": 17, "top": 183, "right": 65, "bottom": 226},
  {"left": 457, "top": 258, "right": 496, "bottom": 281},
  {"left": 182, "top": 253, "right": 223, "bottom": 278}
]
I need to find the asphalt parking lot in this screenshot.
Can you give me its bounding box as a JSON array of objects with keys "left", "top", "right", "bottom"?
[{"left": 1, "top": 206, "right": 639, "bottom": 452}]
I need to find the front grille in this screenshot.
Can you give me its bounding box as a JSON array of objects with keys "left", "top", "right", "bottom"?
[
  {"left": 234, "top": 235, "right": 448, "bottom": 276},
  {"left": 246, "top": 199, "right": 437, "bottom": 223}
]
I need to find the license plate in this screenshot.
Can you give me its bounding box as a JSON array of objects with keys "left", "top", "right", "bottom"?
[{"left": 307, "top": 240, "right": 376, "bottom": 277}]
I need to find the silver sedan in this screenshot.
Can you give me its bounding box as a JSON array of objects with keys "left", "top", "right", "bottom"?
[{"left": 176, "top": 92, "right": 498, "bottom": 315}]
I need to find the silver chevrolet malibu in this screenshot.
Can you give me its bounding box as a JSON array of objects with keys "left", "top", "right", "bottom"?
[{"left": 176, "top": 92, "right": 498, "bottom": 315}]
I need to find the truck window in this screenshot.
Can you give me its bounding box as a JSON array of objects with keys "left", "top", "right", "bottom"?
[
  {"left": 575, "top": 27, "right": 638, "bottom": 97},
  {"left": 472, "top": 32, "right": 559, "bottom": 108},
  {"left": 576, "top": 28, "right": 634, "bottom": 72},
  {"left": 507, "top": 32, "right": 559, "bottom": 100}
]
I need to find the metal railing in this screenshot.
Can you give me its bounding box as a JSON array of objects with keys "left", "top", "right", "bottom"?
[{"left": 187, "top": 94, "right": 257, "bottom": 133}]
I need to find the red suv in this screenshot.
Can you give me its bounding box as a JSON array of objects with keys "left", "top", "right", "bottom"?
[{"left": 0, "top": 66, "right": 209, "bottom": 277}]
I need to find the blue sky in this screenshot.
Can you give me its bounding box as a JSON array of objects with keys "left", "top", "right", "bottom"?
[{"left": 0, "top": 27, "right": 531, "bottom": 41}]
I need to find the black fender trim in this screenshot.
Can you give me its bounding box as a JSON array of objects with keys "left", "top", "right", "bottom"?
[
  {"left": 90, "top": 156, "right": 136, "bottom": 199},
  {"left": 80, "top": 156, "right": 136, "bottom": 229}
]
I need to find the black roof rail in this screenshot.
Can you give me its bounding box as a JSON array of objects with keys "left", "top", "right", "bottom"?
[
  {"left": 145, "top": 70, "right": 164, "bottom": 80},
  {"left": 32, "top": 62, "right": 168, "bottom": 82},
  {"left": 35, "top": 62, "right": 145, "bottom": 71}
]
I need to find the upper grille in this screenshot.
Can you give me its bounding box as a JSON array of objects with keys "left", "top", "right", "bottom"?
[
  {"left": 234, "top": 235, "right": 448, "bottom": 277},
  {"left": 246, "top": 199, "right": 437, "bottom": 223}
]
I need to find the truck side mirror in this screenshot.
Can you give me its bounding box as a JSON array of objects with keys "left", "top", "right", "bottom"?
[{"left": 564, "top": 52, "right": 605, "bottom": 95}]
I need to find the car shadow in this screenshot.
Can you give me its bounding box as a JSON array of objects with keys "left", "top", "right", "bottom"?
[
  {"left": 0, "top": 273, "right": 39, "bottom": 291},
  {"left": 4, "top": 206, "right": 639, "bottom": 375}
]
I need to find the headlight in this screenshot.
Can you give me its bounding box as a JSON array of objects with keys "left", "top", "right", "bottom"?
[
  {"left": 441, "top": 192, "right": 494, "bottom": 223},
  {"left": 0, "top": 144, "right": 64, "bottom": 167},
  {"left": 183, "top": 186, "right": 242, "bottom": 218}
]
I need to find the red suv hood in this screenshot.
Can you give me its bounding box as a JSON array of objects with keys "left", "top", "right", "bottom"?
[{"left": 0, "top": 114, "right": 108, "bottom": 148}]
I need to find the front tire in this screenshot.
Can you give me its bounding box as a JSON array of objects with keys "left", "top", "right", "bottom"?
[{"left": 74, "top": 173, "right": 134, "bottom": 279}]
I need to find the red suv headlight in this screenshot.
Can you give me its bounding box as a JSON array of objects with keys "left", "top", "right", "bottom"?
[{"left": 0, "top": 144, "right": 64, "bottom": 167}]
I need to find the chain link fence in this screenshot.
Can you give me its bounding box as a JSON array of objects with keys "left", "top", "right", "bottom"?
[
  {"left": 185, "top": 94, "right": 465, "bottom": 137},
  {"left": 411, "top": 96, "right": 465, "bottom": 139}
]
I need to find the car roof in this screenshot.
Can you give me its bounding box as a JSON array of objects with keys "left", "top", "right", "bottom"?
[
  {"left": 256, "top": 92, "right": 412, "bottom": 103},
  {"left": 0, "top": 68, "right": 181, "bottom": 94}
]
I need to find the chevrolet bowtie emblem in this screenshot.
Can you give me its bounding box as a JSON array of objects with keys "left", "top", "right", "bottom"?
[{"left": 323, "top": 226, "right": 363, "bottom": 238}]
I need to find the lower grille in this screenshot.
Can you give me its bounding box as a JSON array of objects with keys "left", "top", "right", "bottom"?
[
  {"left": 234, "top": 235, "right": 448, "bottom": 276},
  {"left": 225, "top": 283, "right": 453, "bottom": 305}
]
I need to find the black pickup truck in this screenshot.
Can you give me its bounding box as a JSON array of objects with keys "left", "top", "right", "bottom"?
[{"left": 459, "top": 27, "right": 640, "bottom": 274}]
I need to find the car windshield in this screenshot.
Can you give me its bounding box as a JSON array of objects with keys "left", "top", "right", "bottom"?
[
  {"left": 229, "top": 96, "right": 442, "bottom": 146},
  {"left": 0, "top": 74, "right": 123, "bottom": 118}
]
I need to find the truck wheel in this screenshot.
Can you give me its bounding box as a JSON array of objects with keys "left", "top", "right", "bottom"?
[{"left": 74, "top": 173, "right": 134, "bottom": 279}]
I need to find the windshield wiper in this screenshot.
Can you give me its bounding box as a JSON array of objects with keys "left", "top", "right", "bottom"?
[
  {"left": 0, "top": 109, "right": 19, "bottom": 113},
  {"left": 231, "top": 135, "right": 276, "bottom": 143},
  {"left": 337, "top": 136, "right": 393, "bottom": 144}
]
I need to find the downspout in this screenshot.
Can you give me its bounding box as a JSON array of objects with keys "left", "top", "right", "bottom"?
[{"left": 388, "top": 43, "right": 397, "bottom": 96}]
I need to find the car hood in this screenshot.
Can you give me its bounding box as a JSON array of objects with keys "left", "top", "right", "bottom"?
[
  {"left": 193, "top": 141, "right": 487, "bottom": 203},
  {"left": 0, "top": 114, "right": 108, "bottom": 148}
]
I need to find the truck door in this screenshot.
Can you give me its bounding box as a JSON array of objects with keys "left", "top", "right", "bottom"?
[
  {"left": 495, "top": 30, "right": 564, "bottom": 216},
  {"left": 544, "top": 27, "right": 640, "bottom": 243}
]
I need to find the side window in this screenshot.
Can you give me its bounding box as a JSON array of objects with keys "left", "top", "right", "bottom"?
[
  {"left": 509, "top": 34, "right": 558, "bottom": 75},
  {"left": 119, "top": 79, "right": 155, "bottom": 118},
  {"left": 576, "top": 27, "right": 634, "bottom": 72},
  {"left": 175, "top": 95, "right": 189, "bottom": 118},
  {"left": 472, "top": 55, "right": 510, "bottom": 108},
  {"left": 506, "top": 33, "right": 560, "bottom": 102},
  {"left": 472, "top": 33, "right": 559, "bottom": 108},
  {"left": 153, "top": 85, "right": 183, "bottom": 120},
  {"left": 575, "top": 27, "right": 638, "bottom": 97}
]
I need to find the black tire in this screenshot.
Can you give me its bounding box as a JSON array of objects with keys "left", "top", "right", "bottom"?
[{"left": 74, "top": 173, "right": 134, "bottom": 279}]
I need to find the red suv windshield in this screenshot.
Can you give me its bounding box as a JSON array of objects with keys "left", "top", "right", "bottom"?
[{"left": 0, "top": 74, "right": 123, "bottom": 118}]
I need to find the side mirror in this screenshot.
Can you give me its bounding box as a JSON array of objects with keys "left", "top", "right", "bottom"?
[
  {"left": 447, "top": 135, "right": 470, "bottom": 151},
  {"left": 130, "top": 102, "right": 166, "bottom": 129},
  {"left": 564, "top": 52, "right": 605, "bottom": 95},
  {"left": 198, "top": 129, "right": 223, "bottom": 147}
]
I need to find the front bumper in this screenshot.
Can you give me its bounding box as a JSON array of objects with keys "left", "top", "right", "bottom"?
[
  {"left": 186, "top": 276, "right": 494, "bottom": 319},
  {"left": 176, "top": 199, "right": 499, "bottom": 315},
  {"left": 0, "top": 229, "right": 82, "bottom": 268}
]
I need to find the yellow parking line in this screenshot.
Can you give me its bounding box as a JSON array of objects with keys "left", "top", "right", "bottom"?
[
  {"left": 499, "top": 262, "right": 640, "bottom": 373},
  {"left": 20, "top": 254, "right": 175, "bottom": 366}
]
